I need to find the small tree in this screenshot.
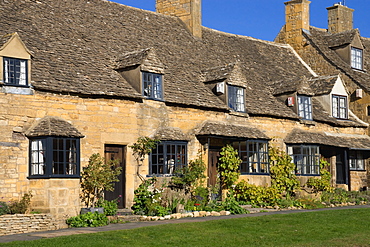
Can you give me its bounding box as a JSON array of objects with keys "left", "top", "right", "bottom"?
[
  {"left": 218, "top": 145, "right": 241, "bottom": 191},
  {"left": 81, "top": 153, "right": 122, "bottom": 208},
  {"left": 170, "top": 151, "right": 206, "bottom": 194},
  {"left": 269, "top": 147, "right": 299, "bottom": 198},
  {"left": 130, "top": 137, "right": 159, "bottom": 182},
  {"left": 130, "top": 137, "right": 159, "bottom": 165}
]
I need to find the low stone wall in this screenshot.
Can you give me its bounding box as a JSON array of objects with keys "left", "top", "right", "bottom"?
[{"left": 0, "top": 214, "right": 62, "bottom": 236}]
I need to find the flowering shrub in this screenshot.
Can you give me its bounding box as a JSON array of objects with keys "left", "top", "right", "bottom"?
[{"left": 131, "top": 178, "right": 169, "bottom": 216}]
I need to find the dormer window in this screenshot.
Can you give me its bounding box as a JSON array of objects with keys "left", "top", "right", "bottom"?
[
  {"left": 3, "top": 57, "right": 28, "bottom": 86},
  {"left": 228, "top": 85, "right": 245, "bottom": 112},
  {"left": 297, "top": 95, "right": 312, "bottom": 120},
  {"left": 142, "top": 71, "right": 163, "bottom": 100},
  {"left": 332, "top": 95, "right": 348, "bottom": 119},
  {"left": 351, "top": 47, "right": 363, "bottom": 70}
]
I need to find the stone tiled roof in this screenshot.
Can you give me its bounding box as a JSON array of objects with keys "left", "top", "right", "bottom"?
[
  {"left": 270, "top": 75, "right": 365, "bottom": 127},
  {"left": 327, "top": 29, "right": 357, "bottom": 48},
  {"left": 25, "top": 117, "right": 84, "bottom": 138},
  {"left": 0, "top": 0, "right": 317, "bottom": 118},
  {"left": 285, "top": 129, "right": 370, "bottom": 149},
  {"left": 304, "top": 28, "right": 370, "bottom": 92},
  {"left": 196, "top": 122, "right": 269, "bottom": 140},
  {"left": 115, "top": 48, "right": 152, "bottom": 70},
  {"left": 152, "top": 127, "right": 189, "bottom": 141}
]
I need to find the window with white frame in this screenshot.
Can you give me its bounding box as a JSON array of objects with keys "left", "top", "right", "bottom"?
[
  {"left": 30, "top": 137, "right": 80, "bottom": 178},
  {"left": 3, "top": 57, "right": 28, "bottom": 86},
  {"left": 228, "top": 85, "right": 245, "bottom": 112},
  {"left": 288, "top": 145, "right": 320, "bottom": 175},
  {"left": 298, "top": 95, "right": 312, "bottom": 120},
  {"left": 332, "top": 95, "right": 348, "bottom": 119},
  {"left": 233, "top": 140, "right": 269, "bottom": 174},
  {"left": 349, "top": 151, "right": 365, "bottom": 170},
  {"left": 142, "top": 72, "right": 163, "bottom": 100},
  {"left": 150, "top": 141, "right": 187, "bottom": 175},
  {"left": 351, "top": 47, "right": 363, "bottom": 70}
]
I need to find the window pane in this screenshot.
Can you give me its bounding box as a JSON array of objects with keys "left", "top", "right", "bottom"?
[
  {"left": 290, "top": 145, "right": 320, "bottom": 175},
  {"left": 298, "top": 96, "right": 312, "bottom": 120},
  {"left": 228, "top": 85, "right": 245, "bottom": 112},
  {"left": 235, "top": 140, "right": 268, "bottom": 174},
  {"left": 142, "top": 72, "right": 163, "bottom": 100},
  {"left": 3, "top": 57, "right": 28, "bottom": 86},
  {"left": 150, "top": 141, "right": 187, "bottom": 175},
  {"left": 30, "top": 140, "right": 45, "bottom": 175}
]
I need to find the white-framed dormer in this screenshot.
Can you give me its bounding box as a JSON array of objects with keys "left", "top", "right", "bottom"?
[
  {"left": 330, "top": 75, "right": 349, "bottom": 119},
  {"left": 115, "top": 48, "right": 165, "bottom": 101},
  {"left": 0, "top": 32, "right": 33, "bottom": 95},
  {"left": 314, "top": 75, "right": 349, "bottom": 120}
]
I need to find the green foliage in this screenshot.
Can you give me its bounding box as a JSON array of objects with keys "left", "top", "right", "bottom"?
[
  {"left": 129, "top": 137, "right": 159, "bottom": 163},
  {"left": 0, "top": 201, "right": 9, "bottom": 215},
  {"left": 171, "top": 152, "right": 206, "bottom": 194},
  {"left": 9, "top": 191, "right": 33, "bottom": 214},
  {"left": 131, "top": 178, "right": 169, "bottom": 216},
  {"left": 219, "top": 192, "right": 248, "bottom": 215},
  {"left": 306, "top": 159, "right": 334, "bottom": 193},
  {"left": 81, "top": 153, "right": 122, "bottom": 208},
  {"left": 96, "top": 199, "right": 118, "bottom": 216},
  {"left": 218, "top": 145, "right": 241, "bottom": 190},
  {"left": 233, "top": 180, "right": 281, "bottom": 207},
  {"left": 269, "top": 147, "right": 299, "bottom": 197},
  {"left": 66, "top": 212, "right": 109, "bottom": 228}
]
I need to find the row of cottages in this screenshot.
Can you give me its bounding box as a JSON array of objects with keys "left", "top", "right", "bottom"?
[
  {"left": 276, "top": 0, "right": 370, "bottom": 192},
  {"left": 1, "top": 0, "right": 370, "bottom": 222}
]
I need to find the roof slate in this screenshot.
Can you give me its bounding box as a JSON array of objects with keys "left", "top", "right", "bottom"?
[
  {"left": 196, "top": 121, "right": 270, "bottom": 140},
  {"left": 285, "top": 128, "right": 370, "bottom": 149},
  {"left": 304, "top": 28, "right": 370, "bottom": 92},
  {"left": 25, "top": 116, "right": 84, "bottom": 138},
  {"left": 152, "top": 127, "right": 189, "bottom": 141},
  {"left": 0, "top": 0, "right": 316, "bottom": 118}
]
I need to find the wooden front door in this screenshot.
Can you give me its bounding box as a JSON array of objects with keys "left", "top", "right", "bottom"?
[
  {"left": 104, "top": 145, "right": 126, "bottom": 208},
  {"left": 336, "top": 152, "right": 346, "bottom": 185},
  {"left": 208, "top": 150, "right": 220, "bottom": 187}
]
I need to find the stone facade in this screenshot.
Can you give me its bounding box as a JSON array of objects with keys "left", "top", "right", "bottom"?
[{"left": 1, "top": 0, "right": 370, "bottom": 224}]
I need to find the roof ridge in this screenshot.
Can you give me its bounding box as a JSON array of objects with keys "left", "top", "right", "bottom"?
[{"left": 202, "top": 26, "right": 292, "bottom": 48}]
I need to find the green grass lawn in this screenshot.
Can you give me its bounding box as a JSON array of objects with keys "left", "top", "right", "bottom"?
[{"left": 2, "top": 208, "right": 370, "bottom": 247}]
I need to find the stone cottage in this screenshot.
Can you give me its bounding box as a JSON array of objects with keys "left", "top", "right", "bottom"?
[
  {"left": 276, "top": 0, "right": 370, "bottom": 192},
  {"left": 1, "top": 0, "right": 369, "bottom": 224}
]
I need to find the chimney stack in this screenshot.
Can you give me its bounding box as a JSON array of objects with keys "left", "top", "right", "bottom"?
[
  {"left": 283, "top": 0, "right": 311, "bottom": 50},
  {"left": 156, "top": 0, "right": 202, "bottom": 38},
  {"left": 327, "top": 3, "right": 354, "bottom": 34}
]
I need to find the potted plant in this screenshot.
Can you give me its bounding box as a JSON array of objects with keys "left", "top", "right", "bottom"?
[{"left": 80, "top": 153, "right": 122, "bottom": 214}]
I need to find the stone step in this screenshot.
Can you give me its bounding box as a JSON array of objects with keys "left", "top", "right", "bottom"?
[{"left": 116, "top": 209, "right": 133, "bottom": 216}]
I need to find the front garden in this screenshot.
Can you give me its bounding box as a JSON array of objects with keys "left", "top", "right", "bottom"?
[{"left": 63, "top": 139, "right": 370, "bottom": 228}]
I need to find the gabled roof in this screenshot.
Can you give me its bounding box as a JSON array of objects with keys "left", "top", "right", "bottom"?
[
  {"left": 303, "top": 28, "right": 370, "bottom": 92},
  {"left": 285, "top": 128, "right": 370, "bottom": 150},
  {"left": 0, "top": 0, "right": 317, "bottom": 118},
  {"left": 196, "top": 121, "right": 269, "bottom": 140},
  {"left": 152, "top": 127, "right": 189, "bottom": 141},
  {"left": 25, "top": 116, "right": 84, "bottom": 138},
  {"left": 0, "top": 32, "right": 33, "bottom": 55},
  {"left": 327, "top": 29, "right": 358, "bottom": 48}
]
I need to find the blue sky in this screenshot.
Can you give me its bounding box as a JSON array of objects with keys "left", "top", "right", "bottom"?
[{"left": 112, "top": 0, "right": 369, "bottom": 41}]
